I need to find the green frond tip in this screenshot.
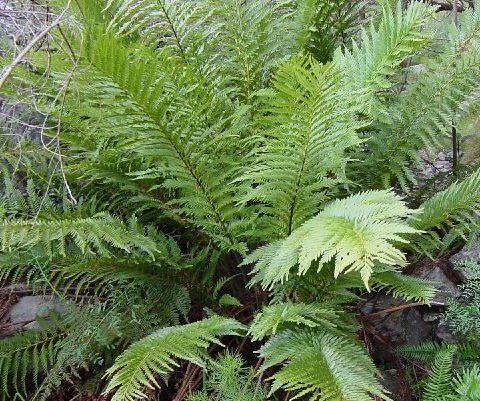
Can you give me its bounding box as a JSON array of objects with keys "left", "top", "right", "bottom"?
[
  {"left": 246, "top": 190, "right": 419, "bottom": 290},
  {"left": 411, "top": 167, "right": 480, "bottom": 233},
  {"left": 422, "top": 345, "right": 456, "bottom": 401},
  {"left": 372, "top": 269, "right": 437, "bottom": 304},
  {"left": 248, "top": 302, "right": 342, "bottom": 341},
  {"left": 0, "top": 212, "right": 159, "bottom": 259},
  {"left": 258, "top": 328, "right": 390, "bottom": 401},
  {"left": 104, "top": 316, "right": 245, "bottom": 401}
]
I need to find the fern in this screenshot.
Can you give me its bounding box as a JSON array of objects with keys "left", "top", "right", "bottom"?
[
  {"left": 0, "top": 324, "right": 62, "bottom": 401},
  {"left": 247, "top": 190, "right": 418, "bottom": 289},
  {"left": 188, "top": 351, "right": 268, "bottom": 401},
  {"left": 241, "top": 57, "right": 361, "bottom": 236},
  {"left": 0, "top": 212, "right": 158, "bottom": 258},
  {"left": 411, "top": 168, "right": 480, "bottom": 251},
  {"left": 249, "top": 302, "right": 343, "bottom": 341},
  {"left": 104, "top": 316, "right": 244, "bottom": 401},
  {"left": 422, "top": 346, "right": 456, "bottom": 401},
  {"left": 258, "top": 328, "right": 388, "bottom": 401},
  {"left": 335, "top": 1, "right": 433, "bottom": 116}
]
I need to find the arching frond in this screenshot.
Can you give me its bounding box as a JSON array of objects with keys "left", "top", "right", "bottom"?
[
  {"left": 258, "top": 328, "right": 388, "bottom": 401},
  {"left": 249, "top": 302, "right": 343, "bottom": 341},
  {"left": 105, "top": 316, "right": 245, "bottom": 401},
  {"left": 242, "top": 57, "right": 361, "bottom": 236},
  {"left": 411, "top": 168, "right": 480, "bottom": 251},
  {"left": 0, "top": 212, "right": 158, "bottom": 258},
  {"left": 371, "top": 268, "right": 437, "bottom": 303},
  {"left": 247, "top": 190, "right": 418, "bottom": 289},
  {"left": 335, "top": 1, "right": 433, "bottom": 116},
  {"left": 422, "top": 346, "right": 456, "bottom": 401}
]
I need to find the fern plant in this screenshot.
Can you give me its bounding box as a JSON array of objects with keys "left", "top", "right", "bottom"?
[{"left": 1, "top": 0, "right": 480, "bottom": 400}]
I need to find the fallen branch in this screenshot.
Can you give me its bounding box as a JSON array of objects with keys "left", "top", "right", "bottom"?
[
  {"left": 0, "top": 1, "right": 71, "bottom": 90},
  {"left": 361, "top": 300, "right": 445, "bottom": 321}
]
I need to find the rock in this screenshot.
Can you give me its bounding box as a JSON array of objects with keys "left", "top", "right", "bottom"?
[
  {"left": 3, "top": 295, "right": 65, "bottom": 332},
  {"left": 423, "top": 312, "right": 440, "bottom": 323},
  {"left": 411, "top": 264, "right": 461, "bottom": 304},
  {"left": 366, "top": 295, "right": 433, "bottom": 364},
  {"left": 380, "top": 369, "right": 400, "bottom": 401},
  {"left": 449, "top": 240, "right": 480, "bottom": 281},
  {"left": 436, "top": 322, "right": 463, "bottom": 343}
]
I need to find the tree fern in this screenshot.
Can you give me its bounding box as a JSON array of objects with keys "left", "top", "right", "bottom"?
[
  {"left": 105, "top": 316, "right": 244, "bottom": 401},
  {"left": 247, "top": 190, "right": 418, "bottom": 289}
]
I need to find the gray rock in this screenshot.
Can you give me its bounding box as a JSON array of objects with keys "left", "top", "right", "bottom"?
[
  {"left": 4, "top": 295, "right": 65, "bottom": 332},
  {"left": 450, "top": 240, "right": 480, "bottom": 281},
  {"left": 380, "top": 369, "right": 399, "bottom": 401},
  {"left": 412, "top": 264, "right": 461, "bottom": 304},
  {"left": 436, "top": 322, "right": 463, "bottom": 343}
]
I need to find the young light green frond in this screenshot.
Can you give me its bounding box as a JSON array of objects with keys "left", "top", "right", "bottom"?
[
  {"left": 242, "top": 57, "right": 361, "bottom": 236},
  {"left": 372, "top": 269, "right": 437, "bottom": 304},
  {"left": 248, "top": 302, "right": 342, "bottom": 341},
  {"left": 422, "top": 346, "right": 456, "bottom": 401},
  {"left": 105, "top": 316, "right": 245, "bottom": 401},
  {"left": 258, "top": 328, "right": 388, "bottom": 401},
  {"left": 0, "top": 212, "right": 158, "bottom": 258},
  {"left": 335, "top": 0, "right": 433, "bottom": 116},
  {"left": 247, "top": 190, "right": 418, "bottom": 289},
  {"left": 452, "top": 366, "right": 480, "bottom": 401}
]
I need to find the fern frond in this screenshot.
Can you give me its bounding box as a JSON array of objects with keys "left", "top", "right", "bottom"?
[
  {"left": 396, "top": 341, "right": 446, "bottom": 364},
  {"left": 104, "top": 316, "right": 244, "bottom": 401},
  {"left": 452, "top": 365, "right": 480, "bottom": 401},
  {"left": 422, "top": 346, "right": 456, "bottom": 401},
  {"left": 299, "top": 0, "right": 366, "bottom": 63},
  {"left": 242, "top": 57, "right": 361, "bottom": 236},
  {"left": 411, "top": 168, "right": 480, "bottom": 251},
  {"left": 372, "top": 269, "right": 437, "bottom": 303},
  {"left": 70, "top": 28, "right": 249, "bottom": 251},
  {"left": 247, "top": 190, "right": 418, "bottom": 289},
  {"left": 258, "top": 328, "right": 388, "bottom": 401},
  {"left": 249, "top": 302, "right": 343, "bottom": 341},
  {"left": 0, "top": 326, "right": 63, "bottom": 401},
  {"left": 335, "top": 0, "right": 433, "bottom": 116},
  {"left": 0, "top": 212, "right": 158, "bottom": 258}
]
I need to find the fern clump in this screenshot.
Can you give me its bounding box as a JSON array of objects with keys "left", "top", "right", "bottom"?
[{"left": 1, "top": 0, "right": 480, "bottom": 400}]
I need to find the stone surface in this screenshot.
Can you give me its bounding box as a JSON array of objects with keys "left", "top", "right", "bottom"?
[
  {"left": 3, "top": 295, "right": 65, "bottom": 332},
  {"left": 449, "top": 239, "right": 480, "bottom": 281},
  {"left": 411, "top": 264, "right": 461, "bottom": 304},
  {"left": 380, "top": 369, "right": 400, "bottom": 401}
]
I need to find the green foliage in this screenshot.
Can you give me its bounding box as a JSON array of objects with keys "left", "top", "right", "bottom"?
[
  {"left": 258, "top": 328, "right": 387, "bottom": 401},
  {"left": 247, "top": 190, "right": 418, "bottom": 289},
  {"left": 104, "top": 316, "right": 244, "bottom": 401},
  {"left": 1, "top": 0, "right": 480, "bottom": 400},
  {"left": 188, "top": 352, "right": 269, "bottom": 401},
  {"left": 0, "top": 322, "right": 61, "bottom": 401}
]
